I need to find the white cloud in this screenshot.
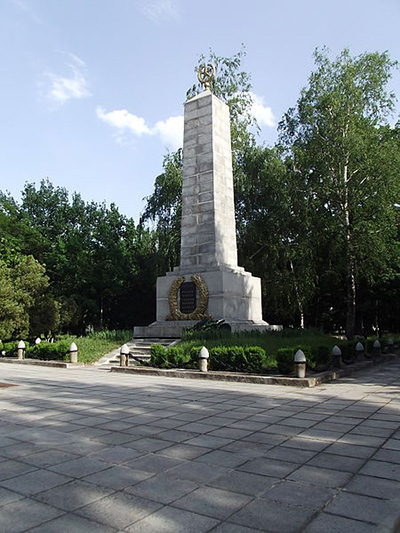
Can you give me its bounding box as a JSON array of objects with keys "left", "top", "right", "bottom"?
[
  {"left": 96, "top": 107, "right": 152, "bottom": 136},
  {"left": 45, "top": 53, "right": 91, "bottom": 106},
  {"left": 96, "top": 106, "right": 183, "bottom": 150},
  {"left": 136, "top": 0, "right": 180, "bottom": 23},
  {"left": 250, "top": 92, "right": 275, "bottom": 128},
  {"left": 154, "top": 115, "right": 184, "bottom": 148}
]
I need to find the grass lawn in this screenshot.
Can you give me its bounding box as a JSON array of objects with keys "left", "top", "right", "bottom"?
[{"left": 62, "top": 336, "right": 122, "bottom": 364}]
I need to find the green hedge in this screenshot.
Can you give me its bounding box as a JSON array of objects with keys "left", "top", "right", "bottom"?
[
  {"left": 27, "top": 341, "right": 71, "bottom": 361},
  {"left": 149, "top": 343, "right": 266, "bottom": 373}
]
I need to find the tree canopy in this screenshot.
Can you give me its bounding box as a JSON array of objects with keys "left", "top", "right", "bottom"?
[{"left": 1, "top": 47, "right": 399, "bottom": 340}]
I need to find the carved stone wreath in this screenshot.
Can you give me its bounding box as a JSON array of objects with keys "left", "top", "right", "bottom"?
[{"left": 166, "top": 274, "right": 210, "bottom": 321}]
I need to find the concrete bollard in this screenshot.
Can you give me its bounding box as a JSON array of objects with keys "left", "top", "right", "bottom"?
[
  {"left": 355, "top": 342, "right": 365, "bottom": 362},
  {"left": 294, "top": 350, "right": 306, "bottom": 378},
  {"left": 372, "top": 340, "right": 381, "bottom": 360},
  {"left": 331, "top": 345, "right": 342, "bottom": 369},
  {"left": 120, "top": 344, "right": 130, "bottom": 367},
  {"left": 198, "top": 346, "right": 209, "bottom": 372},
  {"left": 69, "top": 342, "right": 78, "bottom": 363},
  {"left": 17, "top": 340, "right": 26, "bottom": 360}
]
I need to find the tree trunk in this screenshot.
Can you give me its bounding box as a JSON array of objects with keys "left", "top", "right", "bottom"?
[
  {"left": 343, "top": 163, "right": 356, "bottom": 340},
  {"left": 289, "top": 259, "right": 305, "bottom": 329}
]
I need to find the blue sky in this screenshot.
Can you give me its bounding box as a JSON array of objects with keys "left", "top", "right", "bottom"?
[{"left": 1, "top": 0, "right": 399, "bottom": 222}]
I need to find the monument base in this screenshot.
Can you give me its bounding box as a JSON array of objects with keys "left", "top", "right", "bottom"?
[{"left": 133, "top": 265, "right": 282, "bottom": 338}]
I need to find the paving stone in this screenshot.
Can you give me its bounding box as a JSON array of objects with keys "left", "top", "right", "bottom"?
[
  {"left": 230, "top": 497, "right": 316, "bottom": 532},
  {"left": 323, "top": 442, "right": 375, "bottom": 459},
  {"left": 0, "top": 486, "right": 25, "bottom": 507},
  {"left": 350, "top": 425, "right": 393, "bottom": 437},
  {"left": 211, "top": 523, "right": 261, "bottom": 533},
  {"left": 0, "top": 498, "right": 64, "bottom": 533},
  {"left": 304, "top": 512, "right": 380, "bottom": 532},
  {"left": 168, "top": 461, "right": 229, "bottom": 483},
  {"left": 208, "top": 427, "right": 254, "bottom": 439},
  {"left": 288, "top": 465, "right": 352, "bottom": 488},
  {"left": 122, "top": 437, "right": 172, "bottom": 453},
  {"left": 324, "top": 491, "right": 400, "bottom": 527},
  {"left": 307, "top": 452, "right": 365, "bottom": 473},
  {"left": 173, "top": 485, "right": 251, "bottom": 519},
  {"left": 156, "top": 429, "right": 198, "bottom": 443},
  {"left": 261, "top": 479, "right": 336, "bottom": 509},
  {"left": 1, "top": 468, "right": 71, "bottom": 495},
  {"left": 383, "top": 438, "right": 400, "bottom": 451},
  {"left": 281, "top": 436, "right": 330, "bottom": 452},
  {"left": 0, "top": 459, "right": 37, "bottom": 481},
  {"left": 242, "top": 432, "right": 288, "bottom": 445},
  {"left": 93, "top": 432, "right": 138, "bottom": 445},
  {"left": 195, "top": 449, "right": 249, "bottom": 468},
  {"left": 261, "top": 446, "right": 317, "bottom": 464},
  {"left": 83, "top": 465, "right": 153, "bottom": 490},
  {"left": 220, "top": 439, "right": 273, "bottom": 457},
  {"left": 238, "top": 457, "right": 298, "bottom": 478},
  {"left": 125, "top": 473, "right": 199, "bottom": 504},
  {"left": 373, "top": 448, "right": 400, "bottom": 463},
  {"left": 89, "top": 445, "right": 143, "bottom": 464},
  {"left": 344, "top": 473, "right": 400, "bottom": 500},
  {"left": 33, "top": 479, "right": 113, "bottom": 510},
  {"left": 49, "top": 456, "right": 110, "bottom": 478},
  {"left": 125, "top": 505, "right": 220, "bottom": 532},
  {"left": 27, "top": 512, "right": 116, "bottom": 532},
  {"left": 177, "top": 422, "right": 218, "bottom": 433},
  {"left": 359, "top": 459, "right": 400, "bottom": 481},
  {"left": 126, "top": 453, "right": 184, "bottom": 473},
  {"left": 75, "top": 491, "right": 162, "bottom": 529},
  {"left": 185, "top": 434, "right": 233, "bottom": 448},
  {"left": 0, "top": 442, "right": 49, "bottom": 459},
  {"left": 209, "top": 470, "right": 279, "bottom": 496},
  {"left": 337, "top": 434, "right": 387, "bottom": 447},
  {"left": 157, "top": 443, "right": 210, "bottom": 460},
  {"left": 18, "top": 449, "right": 79, "bottom": 468}
]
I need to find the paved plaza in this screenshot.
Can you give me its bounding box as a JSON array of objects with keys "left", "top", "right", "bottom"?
[{"left": 0, "top": 362, "right": 400, "bottom": 532}]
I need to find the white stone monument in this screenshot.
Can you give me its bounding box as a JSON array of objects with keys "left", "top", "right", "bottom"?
[{"left": 135, "top": 66, "right": 278, "bottom": 337}]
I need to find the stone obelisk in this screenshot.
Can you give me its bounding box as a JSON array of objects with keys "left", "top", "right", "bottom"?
[{"left": 135, "top": 66, "right": 273, "bottom": 337}]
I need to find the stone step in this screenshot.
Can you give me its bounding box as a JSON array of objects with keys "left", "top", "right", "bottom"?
[{"left": 95, "top": 337, "right": 179, "bottom": 368}]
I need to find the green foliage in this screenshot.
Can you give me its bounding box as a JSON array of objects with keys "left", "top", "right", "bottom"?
[
  {"left": 1, "top": 341, "right": 19, "bottom": 357},
  {"left": 311, "top": 345, "right": 331, "bottom": 370},
  {"left": 276, "top": 348, "right": 295, "bottom": 374},
  {"left": 150, "top": 344, "right": 168, "bottom": 367},
  {"left": 244, "top": 346, "right": 266, "bottom": 373},
  {"left": 167, "top": 346, "right": 191, "bottom": 368},
  {"left": 0, "top": 254, "right": 48, "bottom": 340},
  {"left": 87, "top": 329, "right": 133, "bottom": 342},
  {"left": 27, "top": 341, "right": 70, "bottom": 361},
  {"left": 279, "top": 48, "right": 400, "bottom": 337}
]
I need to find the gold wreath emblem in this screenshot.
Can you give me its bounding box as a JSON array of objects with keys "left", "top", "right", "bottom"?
[
  {"left": 166, "top": 274, "right": 211, "bottom": 321},
  {"left": 197, "top": 63, "right": 215, "bottom": 91}
]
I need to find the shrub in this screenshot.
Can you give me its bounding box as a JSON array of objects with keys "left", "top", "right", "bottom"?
[
  {"left": 150, "top": 344, "right": 167, "bottom": 368},
  {"left": 310, "top": 345, "right": 331, "bottom": 370},
  {"left": 340, "top": 341, "right": 359, "bottom": 364},
  {"left": 276, "top": 348, "right": 295, "bottom": 374},
  {"left": 209, "top": 346, "right": 231, "bottom": 371},
  {"left": 1, "top": 341, "right": 18, "bottom": 357},
  {"left": 166, "top": 346, "right": 191, "bottom": 368},
  {"left": 244, "top": 346, "right": 266, "bottom": 373},
  {"left": 27, "top": 341, "right": 70, "bottom": 361}
]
